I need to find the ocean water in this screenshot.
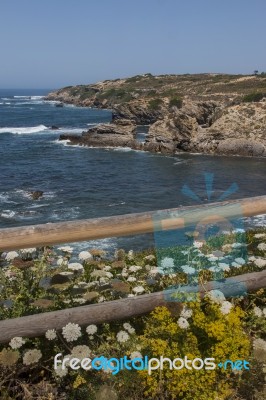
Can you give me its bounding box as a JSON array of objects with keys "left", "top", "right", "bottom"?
[{"left": 0, "top": 89, "right": 266, "bottom": 254}]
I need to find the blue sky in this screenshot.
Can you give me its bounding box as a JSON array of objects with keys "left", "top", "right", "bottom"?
[{"left": 0, "top": 0, "right": 265, "bottom": 88}]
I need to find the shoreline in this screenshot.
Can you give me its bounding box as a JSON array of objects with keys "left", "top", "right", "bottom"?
[{"left": 44, "top": 73, "right": 266, "bottom": 159}]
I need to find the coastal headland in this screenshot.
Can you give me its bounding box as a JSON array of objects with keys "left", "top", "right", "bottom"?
[{"left": 45, "top": 73, "right": 266, "bottom": 157}]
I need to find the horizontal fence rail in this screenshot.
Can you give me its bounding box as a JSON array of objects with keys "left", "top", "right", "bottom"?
[
  {"left": 0, "top": 270, "right": 265, "bottom": 343},
  {"left": 0, "top": 195, "right": 266, "bottom": 251},
  {"left": 0, "top": 195, "right": 265, "bottom": 343}
]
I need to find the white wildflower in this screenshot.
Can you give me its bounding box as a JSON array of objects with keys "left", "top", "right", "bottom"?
[
  {"left": 9, "top": 337, "right": 25, "bottom": 349},
  {"left": 254, "top": 258, "right": 266, "bottom": 268},
  {"left": 127, "top": 250, "right": 134, "bottom": 260},
  {"left": 71, "top": 345, "right": 91, "bottom": 359},
  {"left": 207, "top": 290, "right": 226, "bottom": 304},
  {"left": 45, "top": 329, "right": 57, "bottom": 340},
  {"left": 218, "top": 263, "right": 230, "bottom": 272},
  {"left": 62, "top": 323, "right": 81, "bottom": 342},
  {"left": 123, "top": 322, "right": 135, "bottom": 334},
  {"left": 258, "top": 243, "right": 266, "bottom": 251},
  {"left": 144, "top": 255, "right": 155, "bottom": 262},
  {"left": 116, "top": 330, "right": 129, "bottom": 343},
  {"left": 181, "top": 265, "right": 195, "bottom": 275},
  {"left": 254, "top": 233, "right": 266, "bottom": 239},
  {"left": 54, "top": 364, "right": 68, "bottom": 377},
  {"left": 86, "top": 325, "right": 97, "bottom": 335},
  {"left": 127, "top": 276, "right": 137, "bottom": 282},
  {"left": 23, "top": 349, "right": 42, "bottom": 365},
  {"left": 220, "top": 301, "right": 233, "bottom": 315},
  {"left": 123, "top": 322, "right": 132, "bottom": 331},
  {"left": 73, "top": 298, "right": 86, "bottom": 304},
  {"left": 132, "top": 286, "right": 145, "bottom": 294},
  {"left": 102, "top": 362, "right": 115, "bottom": 373},
  {"left": 98, "top": 296, "right": 105, "bottom": 303},
  {"left": 105, "top": 271, "right": 113, "bottom": 279},
  {"left": 68, "top": 263, "right": 84, "bottom": 273},
  {"left": 193, "top": 241, "right": 204, "bottom": 248},
  {"left": 180, "top": 306, "right": 193, "bottom": 319},
  {"left": 231, "top": 262, "right": 242, "bottom": 268},
  {"left": 208, "top": 256, "right": 218, "bottom": 262},
  {"left": 130, "top": 351, "right": 143, "bottom": 360},
  {"left": 253, "top": 338, "right": 266, "bottom": 351},
  {"left": 161, "top": 257, "right": 174, "bottom": 269},
  {"left": 149, "top": 267, "right": 159, "bottom": 276},
  {"left": 103, "top": 265, "right": 112, "bottom": 271},
  {"left": 122, "top": 271, "right": 128, "bottom": 277},
  {"left": 57, "top": 257, "right": 65, "bottom": 266},
  {"left": 129, "top": 265, "right": 142, "bottom": 272},
  {"left": 20, "top": 248, "right": 36, "bottom": 254},
  {"left": 209, "top": 265, "right": 222, "bottom": 273},
  {"left": 177, "top": 317, "right": 189, "bottom": 329},
  {"left": 5, "top": 251, "right": 19, "bottom": 261},
  {"left": 253, "top": 307, "right": 263, "bottom": 318},
  {"left": 232, "top": 243, "right": 244, "bottom": 249},
  {"left": 58, "top": 246, "right": 73, "bottom": 253},
  {"left": 263, "top": 308, "right": 266, "bottom": 317},
  {"left": 234, "top": 257, "right": 246, "bottom": 265},
  {"left": 79, "top": 251, "right": 92, "bottom": 261}
]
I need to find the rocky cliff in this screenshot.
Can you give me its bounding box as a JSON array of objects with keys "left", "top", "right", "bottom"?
[{"left": 46, "top": 73, "right": 266, "bottom": 157}]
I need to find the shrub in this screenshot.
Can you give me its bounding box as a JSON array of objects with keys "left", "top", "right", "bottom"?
[
  {"left": 139, "top": 304, "right": 250, "bottom": 400},
  {"left": 148, "top": 98, "right": 163, "bottom": 110},
  {"left": 242, "top": 92, "right": 266, "bottom": 102},
  {"left": 169, "top": 97, "right": 183, "bottom": 108}
]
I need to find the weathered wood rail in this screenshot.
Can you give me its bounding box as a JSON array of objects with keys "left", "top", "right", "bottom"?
[
  {"left": 0, "top": 195, "right": 265, "bottom": 343},
  {"left": 0, "top": 195, "right": 266, "bottom": 251},
  {"left": 0, "top": 270, "right": 265, "bottom": 343}
]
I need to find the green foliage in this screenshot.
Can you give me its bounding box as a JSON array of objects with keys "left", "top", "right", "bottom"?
[
  {"left": 0, "top": 228, "right": 265, "bottom": 399},
  {"left": 148, "top": 98, "right": 163, "bottom": 110},
  {"left": 139, "top": 305, "right": 250, "bottom": 399},
  {"left": 96, "top": 88, "right": 133, "bottom": 103},
  {"left": 242, "top": 92, "right": 266, "bottom": 102},
  {"left": 169, "top": 97, "right": 183, "bottom": 108}
]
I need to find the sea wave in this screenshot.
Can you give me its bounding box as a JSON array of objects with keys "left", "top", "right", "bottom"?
[
  {"left": 14, "top": 95, "right": 44, "bottom": 100},
  {"left": 0, "top": 193, "right": 9, "bottom": 203},
  {"left": 1, "top": 210, "right": 16, "bottom": 219},
  {"left": 245, "top": 213, "right": 266, "bottom": 227},
  {"left": 0, "top": 125, "right": 48, "bottom": 134},
  {"left": 15, "top": 101, "right": 44, "bottom": 106}
]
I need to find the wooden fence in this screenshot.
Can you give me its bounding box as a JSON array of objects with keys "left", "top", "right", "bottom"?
[{"left": 0, "top": 195, "right": 265, "bottom": 343}]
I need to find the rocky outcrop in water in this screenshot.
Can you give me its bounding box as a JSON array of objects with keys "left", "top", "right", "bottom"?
[
  {"left": 46, "top": 73, "right": 266, "bottom": 157},
  {"left": 59, "top": 119, "right": 140, "bottom": 149}
]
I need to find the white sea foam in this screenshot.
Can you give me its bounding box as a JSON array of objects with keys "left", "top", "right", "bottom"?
[
  {"left": 108, "top": 201, "right": 126, "bottom": 207},
  {"left": 15, "top": 101, "right": 44, "bottom": 106},
  {"left": 0, "top": 125, "right": 48, "bottom": 134},
  {"left": 1, "top": 210, "right": 16, "bottom": 219},
  {"left": 0, "top": 193, "right": 9, "bottom": 203},
  {"left": 59, "top": 128, "right": 85, "bottom": 134},
  {"left": 245, "top": 214, "right": 266, "bottom": 227},
  {"left": 14, "top": 95, "right": 44, "bottom": 100}
]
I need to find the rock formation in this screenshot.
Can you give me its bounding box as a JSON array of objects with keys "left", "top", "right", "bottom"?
[{"left": 46, "top": 73, "right": 266, "bottom": 157}]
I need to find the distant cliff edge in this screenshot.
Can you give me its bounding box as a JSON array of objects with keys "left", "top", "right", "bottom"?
[{"left": 45, "top": 73, "right": 266, "bottom": 157}]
